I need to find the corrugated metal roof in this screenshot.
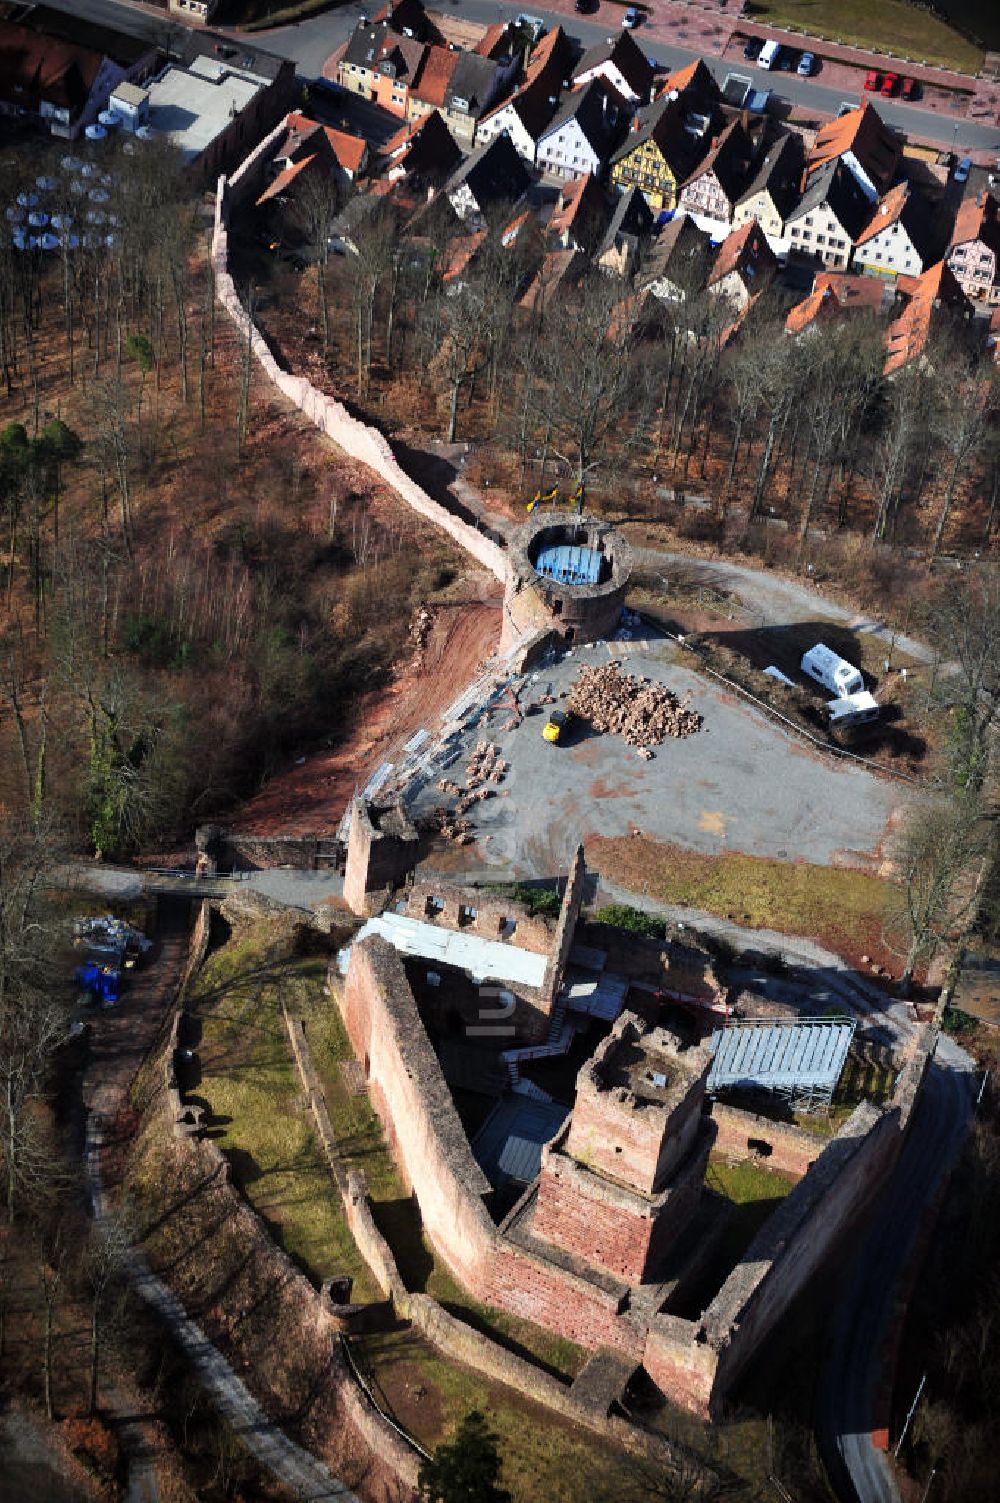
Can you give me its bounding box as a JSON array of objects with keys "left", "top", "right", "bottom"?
[
  {"left": 707, "top": 1020, "right": 853, "bottom": 1093},
  {"left": 344, "top": 911, "right": 548, "bottom": 988},
  {"left": 498, "top": 1134, "right": 545, "bottom": 1183},
  {"left": 565, "top": 971, "right": 629, "bottom": 1021}
]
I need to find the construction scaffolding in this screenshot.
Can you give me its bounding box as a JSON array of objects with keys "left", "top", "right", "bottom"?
[{"left": 706, "top": 1016, "right": 856, "bottom": 1111}]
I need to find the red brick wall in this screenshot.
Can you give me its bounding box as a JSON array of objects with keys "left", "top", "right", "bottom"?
[
  {"left": 709, "top": 1102, "right": 818, "bottom": 1180},
  {"left": 533, "top": 1162, "right": 657, "bottom": 1282},
  {"left": 487, "top": 1244, "right": 641, "bottom": 1357}
]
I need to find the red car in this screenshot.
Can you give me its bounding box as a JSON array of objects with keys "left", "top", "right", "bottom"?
[
  {"left": 864, "top": 70, "right": 882, "bottom": 91},
  {"left": 881, "top": 72, "right": 899, "bottom": 96},
  {"left": 900, "top": 76, "right": 920, "bottom": 100}
]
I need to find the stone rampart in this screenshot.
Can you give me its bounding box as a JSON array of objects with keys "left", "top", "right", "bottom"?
[
  {"left": 541, "top": 843, "right": 586, "bottom": 1004},
  {"left": 341, "top": 939, "right": 499, "bottom": 1288},
  {"left": 406, "top": 878, "right": 555, "bottom": 953},
  {"left": 212, "top": 147, "right": 507, "bottom": 587},
  {"left": 708, "top": 1102, "right": 821, "bottom": 1179}
]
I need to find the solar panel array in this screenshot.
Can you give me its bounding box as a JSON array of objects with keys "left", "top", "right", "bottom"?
[{"left": 707, "top": 1018, "right": 854, "bottom": 1105}]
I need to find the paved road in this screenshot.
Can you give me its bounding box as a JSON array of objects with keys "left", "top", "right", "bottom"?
[
  {"left": 37, "top": 0, "right": 1000, "bottom": 154},
  {"left": 631, "top": 545, "right": 936, "bottom": 664}
]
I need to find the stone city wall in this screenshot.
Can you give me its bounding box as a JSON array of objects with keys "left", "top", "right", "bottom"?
[
  {"left": 405, "top": 878, "right": 556, "bottom": 954},
  {"left": 340, "top": 938, "right": 499, "bottom": 1289},
  {"left": 541, "top": 844, "right": 587, "bottom": 1004},
  {"left": 212, "top": 145, "right": 507, "bottom": 589},
  {"left": 708, "top": 1101, "right": 822, "bottom": 1180},
  {"left": 644, "top": 1028, "right": 937, "bottom": 1414},
  {"left": 155, "top": 935, "right": 419, "bottom": 1494},
  {"left": 337, "top": 939, "right": 643, "bottom": 1354}
]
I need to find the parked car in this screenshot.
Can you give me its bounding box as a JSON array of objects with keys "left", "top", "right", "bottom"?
[
  {"left": 900, "top": 76, "right": 920, "bottom": 100},
  {"left": 864, "top": 69, "right": 882, "bottom": 91},
  {"left": 743, "top": 36, "right": 763, "bottom": 62},
  {"left": 574, "top": 0, "right": 597, "bottom": 11},
  {"left": 880, "top": 72, "right": 899, "bottom": 96},
  {"left": 758, "top": 39, "right": 781, "bottom": 69},
  {"left": 621, "top": 6, "right": 640, "bottom": 28},
  {"left": 797, "top": 51, "right": 815, "bottom": 76},
  {"left": 777, "top": 49, "right": 798, "bottom": 72},
  {"left": 954, "top": 156, "right": 972, "bottom": 183}
]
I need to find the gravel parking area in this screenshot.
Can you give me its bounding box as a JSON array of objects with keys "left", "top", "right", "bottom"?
[{"left": 411, "top": 638, "right": 907, "bottom": 879}]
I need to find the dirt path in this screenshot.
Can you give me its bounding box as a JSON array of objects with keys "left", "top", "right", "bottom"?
[{"left": 236, "top": 584, "right": 501, "bottom": 837}]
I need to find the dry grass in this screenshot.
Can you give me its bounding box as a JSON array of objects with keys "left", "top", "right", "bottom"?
[
  {"left": 588, "top": 834, "right": 894, "bottom": 967},
  {"left": 752, "top": 0, "right": 983, "bottom": 72}
]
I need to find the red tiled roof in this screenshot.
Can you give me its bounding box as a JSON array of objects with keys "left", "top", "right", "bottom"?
[
  {"left": 785, "top": 283, "right": 842, "bottom": 335},
  {"left": 412, "top": 44, "right": 459, "bottom": 106},
  {"left": 443, "top": 230, "right": 487, "bottom": 281},
  {"left": 256, "top": 155, "right": 319, "bottom": 206},
  {"left": 707, "top": 219, "right": 775, "bottom": 287},
  {"left": 0, "top": 19, "right": 104, "bottom": 116},
  {"left": 473, "top": 22, "right": 509, "bottom": 58},
  {"left": 884, "top": 260, "right": 970, "bottom": 374},
  {"left": 806, "top": 99, "right": 899, "bottom": 192},
  {"left": 325, "top": 127, "right": 367, "bottom": 175},
  {"left": 950, "top": 190, "right": 1000, "bottom": 251},
  {"left": 519, "top": 247, "right": 580, "bottom": 311},
  {"left": 854, "top": 181, "right": 909, "bottom": 246}
]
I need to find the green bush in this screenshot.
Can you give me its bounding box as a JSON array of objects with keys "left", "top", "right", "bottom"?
[{"left": 594, "top": 903, "right": 664, "bottom": 939}]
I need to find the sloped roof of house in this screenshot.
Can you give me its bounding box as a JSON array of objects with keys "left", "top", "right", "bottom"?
[
  {"left": 785, "top": 270, "right": 889, "bottom": 334},
  {"left": 547, "top": 171, "right": 610, "bottom": 248},
  {"left": 855, "top": 180, "right": 935, "bottom": 263},
  {"left": 282, "top": 112, "right": 368, "bottom": 175},
  {"left": 707, "top": 219, "right": 777, "bottom": 288},
  {"left": 598, "top": 184, "right": 654, "bottom": 258},
  {"left": 478, "top": 72, "right": 559, "bottom": 141},
  {"left": 639, "top": 212, "right": 711, "bottom": 290},
  {"left": 518, "top": 247, "right": 582, "bottom": 311},
  {"left": 373, "top": 0, "right": 429, "bottom": 37},
  {"left": 445, "top": 49, "right": 499, "bottom": 115},
  {"left": 341, "top": 21, "right": 424, "bottom": 77},
  {"left": 656, "top": 57, "right": 718, "bottom": 105},
  {"left": 884, "top": 260, "right": 971, "bottom": 374},
  {"left": 524, "top": 24, "right": 573, "bottom": 89},
  {"left": 539, "top": 76, "right": 628, "bottom": 162},
  {"left": 256, "top": 154, "right": 320, "bottom": 206},
  {"left": 609, "top": 95, "right": 691, "bottom": 173},
  {"left": 412, "top": 44, "right": 459, "bottom": 106},
  {"left": 573, "top": 30, "right": 653, "bottom": 101},
  {"left": 735, "top": 130, "right": 802, "bottom": 219},
  {"left": 806, "top": 99, "right": 899, "bottom": 193},
  {"left": 444, "top": 128, "right": 531, "bottom": 206},
  {"left": 680, "top": 119, "right": 752, "bottom": 205},
  {"left": 381, "top": 108, "right": 461, "bottom": 178},
  {"left": 0, "top": 18, "right": 104, "bottom": 116},
  {"left": 788, "top": 157, "right": 873, "bottom": 242},
  {"left": 443, "top": 229, "right": 487, "bottom": 281},
  {"left": 949, "top": 189, "right": 1000, "bottom": 252},
  {"left": 473, "top": 21, "right": 518, "bottom": 60}
]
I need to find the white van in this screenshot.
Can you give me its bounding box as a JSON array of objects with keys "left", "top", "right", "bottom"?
[
  {"left": 758, "top": 40, "right": 781, "bottom": 70},
  {"left": 800, "top": 643, "right": 864, "bottom": 698},
  {"left": 827, "top": 691, "right": 880, "bottom": 730}
]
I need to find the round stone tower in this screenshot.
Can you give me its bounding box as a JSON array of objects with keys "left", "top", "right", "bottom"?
[{"left": 501, "top": 512, "right": 632, "bottom": 652}]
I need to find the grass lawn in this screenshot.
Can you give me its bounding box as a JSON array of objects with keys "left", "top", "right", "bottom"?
[
  {"left": 751, "top": 0, "right": 983, "bottom": 73},
  {"left": 352, "top": 1328, "right": 648, "bottom": 1503},
  {"left": 303, "top": 993, "right": 588, "bottom": 1379},
  {"left": 587, "top": 834, "right": 893, "bottom": 966},
  {"left": 191, "top": 920, "right": 383, "bottom": 1303}
]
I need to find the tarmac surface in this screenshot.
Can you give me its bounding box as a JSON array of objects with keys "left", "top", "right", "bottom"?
[{"left": 411, "top": 636, "right": 906, "bottom": 878}]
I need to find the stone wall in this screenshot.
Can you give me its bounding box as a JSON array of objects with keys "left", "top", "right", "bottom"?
[
  {"left": 643, "top": 1028, "right": 938, "bottom": 1415},
  {"left": 212, "top": 143, "right": 507, "bottom": 589},
  {"left": 541, "top": 843, "right": 587, "bottom": 1005},
  {"left": 341, "top": 938, "right": 499, "bottom": 1289},
  {"left": 344, "top": 799, "right": 420, "bottom": 916},
  {"left": 708, "top": 1102, "right": 822, "bottom": 1179},
  {"left": 405, "top": 878, "right": 555, "bottom": 954}
]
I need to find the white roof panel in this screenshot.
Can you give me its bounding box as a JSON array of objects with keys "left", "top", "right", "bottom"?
[{"left": 344, "top": 911, "right": 548, "bottom": 988}]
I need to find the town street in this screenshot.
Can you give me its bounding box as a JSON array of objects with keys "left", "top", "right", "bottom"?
[{"left": 36, "top": 0, "right": 1000, "bottom": 155}]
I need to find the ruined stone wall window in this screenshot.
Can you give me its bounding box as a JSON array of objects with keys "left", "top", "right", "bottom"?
[
  {"left": 424, "top": 894, "right": 444, "bottom": 917},
  {"left": 458, "top": 904, "right": 477, "bottom": 926}
]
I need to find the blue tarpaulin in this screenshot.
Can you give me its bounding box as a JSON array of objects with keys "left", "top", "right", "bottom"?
[{"left": 535, "top": 544, "right": 603, "bottom": 587}]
